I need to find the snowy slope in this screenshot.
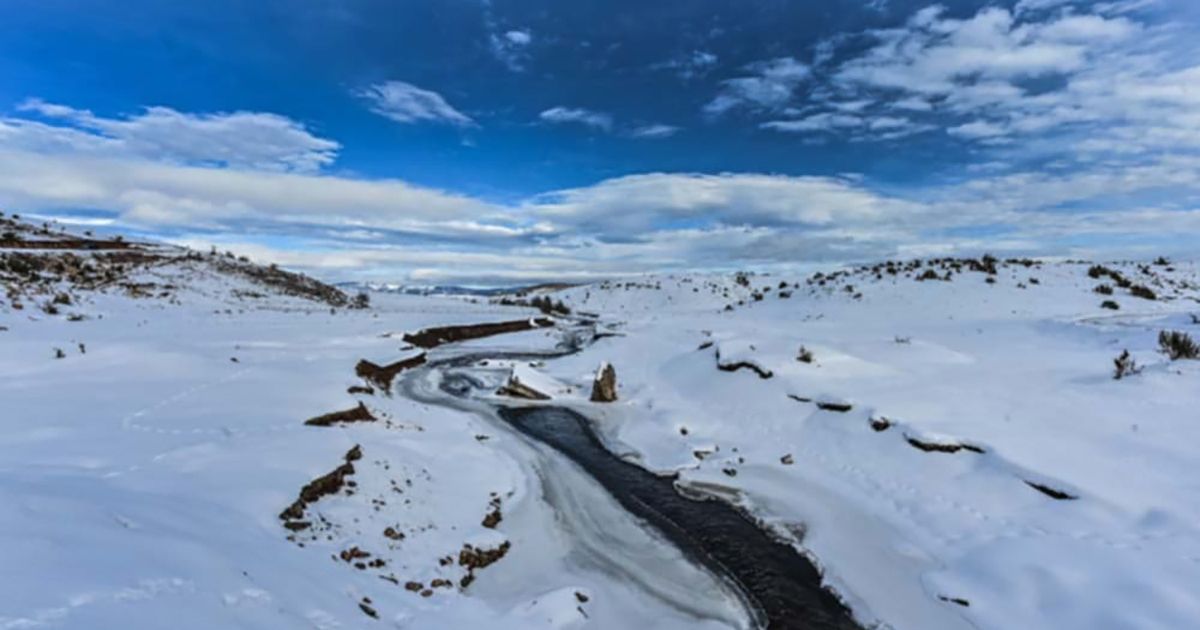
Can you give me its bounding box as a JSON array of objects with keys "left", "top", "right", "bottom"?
[
  {"left": 524, "top": 257, "right": 1200, "bottom": 630},
  {"left": 0, "top": 219, "right": 747, "bottom": 630},
  {"left": 6, "top": 217, "right": 1200, "bottom": 630}
]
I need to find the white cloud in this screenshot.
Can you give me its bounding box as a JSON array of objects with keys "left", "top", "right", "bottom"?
[
  {"left": 761, "top": 113, "right": 863, "bottom": 133},
  {"left": 704, "top": 57, "right": 811, "bottom": 115},
  {"left": 948, "top": 120, "right": 1009, "bottom": 139},
  {"left": 539, "top": 107, "right": 613, "bottom": 131},
  {"left": 354, "top": 81, "right": 474, "bottom": 126},
  {"left": 656, "top": 50, "right": 719, "bottom": 79},
  {"left": 504, "top": 29, "right": 531, "bottom": 45},
  {"left": 7, "top": 99, "right": 339, "bottom": 172},
  {"left": 490, "top": 28, "right": 534, "bottom": 71},
  {"left": 4, "top": 95, "right": 1200, "bottom": 284},
  {"left": 527, "top": 172, "right": 921, "bottom": 235},
  {"left": 628, "top": 124, "right": 681, "bottom": 139}
]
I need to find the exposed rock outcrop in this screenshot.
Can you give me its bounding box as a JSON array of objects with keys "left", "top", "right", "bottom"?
[{"left": 590, "top": 362, "right": 618, "bottom": 402}]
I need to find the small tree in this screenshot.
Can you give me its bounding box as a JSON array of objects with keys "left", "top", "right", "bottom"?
[
  {"left": 351, "top": 291, "right": 371, "bottom": 309},
  {"left": 1159, "top": 330, "right": 1199, "bottom": 360}
]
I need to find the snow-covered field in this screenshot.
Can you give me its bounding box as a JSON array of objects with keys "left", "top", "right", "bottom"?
[
  {"left": 0, "top": 242, "right": 745, "bottom": 629},
  {"left": 526, "top": 259, "right": 1200, "bottom": 629},
  {"left": 5, "top": 227, "right": 1200, "bottom": 630}
]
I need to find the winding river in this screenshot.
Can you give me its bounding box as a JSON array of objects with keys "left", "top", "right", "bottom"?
[{"left": 398, "top": 324, "right": 860, "bottom": 630}]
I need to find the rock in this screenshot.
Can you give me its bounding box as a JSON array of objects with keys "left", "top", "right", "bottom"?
[
  {"left": 780, "top": 454, "right": 794, "bottom": 465},
  {"left": 497, "top": 373, "right": 550, "bottom": 400},
  {"left": 590, "top": 362, "right": 618, "bottom": 402}
]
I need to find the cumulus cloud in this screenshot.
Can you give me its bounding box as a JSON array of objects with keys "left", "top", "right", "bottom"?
[
  {"left": 355, "top": 81, "right": 475, "bottom": 126},
  {"left": 539, "top": 107, "right": 613, "bottom": 131},
  {"left": 6, "top": 99, "right": 339, "bottom": 172},
  {"left": 4, "top": 95, "right": 1200, "bottom": 284}
]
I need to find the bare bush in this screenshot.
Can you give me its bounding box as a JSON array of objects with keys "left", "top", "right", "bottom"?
[
  {"left": 1129, "top": 284, "right": 1157, "bottom": 301},
  {"left": 1159, "top": 330, "right": 1200, "bottom": 360},
  {"left": 1113, "top": 350, "right": 1140, "bottom": 380}
]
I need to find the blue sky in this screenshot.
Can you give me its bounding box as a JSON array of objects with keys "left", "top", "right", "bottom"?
[{"left": 2, "top": 0, "right": 1199, "bottom": 284}]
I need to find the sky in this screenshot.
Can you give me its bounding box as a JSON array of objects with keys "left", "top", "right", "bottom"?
[{"left": 2, "top": 0, "right": 1199, "bottom": 285}]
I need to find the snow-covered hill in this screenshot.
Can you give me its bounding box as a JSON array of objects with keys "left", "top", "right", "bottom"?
[
  {"left": 523, "top": 257, "right": 1200, "bottom": 629},
  {"left": 4, "top": 216, "right": 1199, "bottom": 630}
]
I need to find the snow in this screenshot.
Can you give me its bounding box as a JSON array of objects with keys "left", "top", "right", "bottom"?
[
  {"left": 534, "top": 259, "right": 1200, "bottom": 629},
  {"left": 0, "top": 263, "right": 746, "bottom": 629},
  {"left": 6, "top": 247, "right": 1200, "bottom": 630}
]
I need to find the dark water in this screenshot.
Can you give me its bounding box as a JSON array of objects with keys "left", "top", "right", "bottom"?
[{"left": 498, "top": 405, "right": 861, "bottom": 630}]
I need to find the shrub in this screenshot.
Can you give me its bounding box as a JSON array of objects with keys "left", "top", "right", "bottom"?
[
  {"left": 797, "top": 346, "right": 814, "bottom": 363},
  {"left": 1113, "top": 350, "right": 1141, "bottom": 380},
  {"left": 1158, "top": 330, "right": 1199, "bottom": 360},
  {"left": 1129, "top": 284, "right": 1157, "bottom": 300},
  {"left": 916, "top": 269, "right": 940, "bottom": 281},
  {"left": 1094, "top": 284, "right": 1113, "bottom": 295},
  {"left": 351, "top": 291, "right": 371, "bottom": 309},
  {"left": 1154, "top": 256, "right": 1170, "bottom": 266},
  {"left": 1101, "top": 300, "right": 1120, "bottom": 310}
]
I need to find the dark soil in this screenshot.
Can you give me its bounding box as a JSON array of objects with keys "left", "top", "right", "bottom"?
[
  {"left": 279, "top": 445, "right": 361, "bottom": 525},
  {"left": 1024, "top": 480, "right": 1077, "bottom": 500},
  {"left": 905, "top": 436, "right": 984, "bottom": 454},
  {"left": 355, "top": 353, "right": 427, "bottom": 392},
  {"left": 717, "top": 360, "right": 774, "bottom": 379},
  {"left": 304, "top": 402, "right": 377, "bottom": 427},
  {"left": 402, "top": 318, "right": 554, "bottom": 349}
]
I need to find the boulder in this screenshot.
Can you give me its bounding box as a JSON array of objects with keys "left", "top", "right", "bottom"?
[{"left": 590, "top": 362, "right": 618, "bottom": 402}]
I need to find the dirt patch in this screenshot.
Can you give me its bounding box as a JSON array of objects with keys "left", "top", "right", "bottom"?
[
  {"left": 355, "top": 353, "right": 427, "bottom": 392},
  {"left": 0, "top": 237, "right": 133, "bottom": 250},
  {"left": 481, "top": 494, "right": 503, "bottom": 529},
  {"left": 457, "top": 541, "right": 512, "bottom": 589},
  {"left": 402, "top": 318, "right": 554, "bottom": 349},
  {"left": 1024, "top": 480, "right": 1077, "bottom": 500},
  {"left": 905, "top": 435, "right": 984, "bottom": 454},
  {"left": 716, "top": 360, "right": 774, "bottom": 379},
  {"left": 279, "top": 445, "right": 362, "bottom": 527},
  {"left": 304, "top": 402, "right": 377, "bottom": 426}
]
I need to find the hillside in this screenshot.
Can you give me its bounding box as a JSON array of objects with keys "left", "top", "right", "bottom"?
[
  {"left": 511, "top": 256, "right": 1200, "bottom": 629},
  {"left": 4, "top": 219, "right": 1199, "bottom": 630}
]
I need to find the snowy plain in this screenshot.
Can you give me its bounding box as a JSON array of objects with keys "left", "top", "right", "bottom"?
[
  {"left": 527, "top": 261, "right": 1200, "bottom": 629},
  {"left": 4, "top": 227, "right": 1200, "bottom": 630},
  {"left": 0, "top": 249, "right": 746, "bottom": 630}
]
